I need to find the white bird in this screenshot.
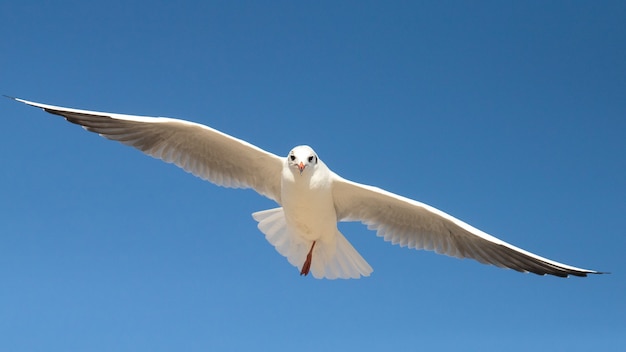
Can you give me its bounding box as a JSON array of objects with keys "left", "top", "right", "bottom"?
[{"left": 11, "top": 97, "right": 604, "bottom": 279}]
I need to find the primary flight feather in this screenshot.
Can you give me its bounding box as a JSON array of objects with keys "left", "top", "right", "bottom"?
[{"left": 12, "top": 97, "right": 603, "bottom": 279}]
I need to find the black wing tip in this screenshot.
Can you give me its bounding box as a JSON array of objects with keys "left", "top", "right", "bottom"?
[
  {"left": 554, "top": 270, "right": 609, "bottom": 278},
  {"left": 590, "top": 270, "right": 610, "bottom": 275},
  {"left": 5, "top": 96, "right": 33, "bottom": 106},
  {"left": 573, "top": 269, "right": 610, "bottom": 277}
]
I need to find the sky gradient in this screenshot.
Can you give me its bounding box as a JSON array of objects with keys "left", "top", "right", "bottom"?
[{"left": 1, "top": 1, "right": 625, "bottom": 351}]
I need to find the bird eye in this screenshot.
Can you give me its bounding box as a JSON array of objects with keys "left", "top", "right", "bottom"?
[
  {"left": 308, "top": 156, "right": 317, "bottom": 163},
  {"left": 290, "top": 155, "right": 296, "bottom": 161}
]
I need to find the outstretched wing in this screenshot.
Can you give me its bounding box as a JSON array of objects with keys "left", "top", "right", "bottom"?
[
  {"left": 14, "top": 98, "right": 284, "bottom": 203},
  {"left": 332, "top": 175, "right": 601, "bottom": 277}
]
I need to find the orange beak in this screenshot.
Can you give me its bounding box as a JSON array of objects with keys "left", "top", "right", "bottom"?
[{"left": 298, "top": 161, "right": 305, "bottom": 175}]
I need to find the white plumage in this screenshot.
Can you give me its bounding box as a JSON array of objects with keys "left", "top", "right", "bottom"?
[{"left": 12, "top": 97, "right": 603, "bottom": 279}]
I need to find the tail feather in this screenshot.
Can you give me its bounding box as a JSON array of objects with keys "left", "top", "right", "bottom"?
[
  {"left": 252, "top": 207, "right": 307, "bottom": 267},
  {"left": 252, "top": 207, "right": 373, "bottom": 279}
]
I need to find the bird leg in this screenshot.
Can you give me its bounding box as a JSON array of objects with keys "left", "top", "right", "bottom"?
[{"left": 300, "top": 241, "right": 316, "bottom": 276}]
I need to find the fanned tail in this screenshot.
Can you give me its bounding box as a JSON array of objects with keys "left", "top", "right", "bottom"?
[
  {"left": 252, "top": 207, "right": 310, "bottom": 268},
  {"left": 252, "top": 208, "right": 373, "bottom": 279}
]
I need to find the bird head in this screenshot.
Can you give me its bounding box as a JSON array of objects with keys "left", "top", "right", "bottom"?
[{"left": 287, "top": 145, "right": 319, "bottom": 176}]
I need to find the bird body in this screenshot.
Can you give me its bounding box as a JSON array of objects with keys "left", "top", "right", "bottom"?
[
  {"left": 254, "top": 145, "right": 372, "bottom": 278},
  {"left": 11, "top": 97, "right": 603, "bottom": 279},
  {"left": 281, "top": 146, "right": 336, "bottom": 244}
]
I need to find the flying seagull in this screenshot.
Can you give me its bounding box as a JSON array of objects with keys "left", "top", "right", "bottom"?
[{"left": 11, "top": 97, "right": 603, "bottom": 279}]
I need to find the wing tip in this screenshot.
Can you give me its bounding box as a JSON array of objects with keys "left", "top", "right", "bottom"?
[
  {"left": 6, "top": 95, "right": 39, "bottom": 107},
  {"left": 589, "top": 270, "right": 610, "bottom": 275},
  {"left": 531, "top": 268, "right": 608, "bottom": 278},
  {"left": 564, "top": 267, "right": 609, "bottom": 278}
]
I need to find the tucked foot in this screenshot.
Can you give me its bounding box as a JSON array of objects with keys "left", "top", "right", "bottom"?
[{"left": 300, "top": 241, "right": 317, "bottom": 276}]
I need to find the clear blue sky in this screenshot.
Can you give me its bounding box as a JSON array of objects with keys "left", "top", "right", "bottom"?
[{"left": 1, "top": 1, "right": 624, "bottom": 351}]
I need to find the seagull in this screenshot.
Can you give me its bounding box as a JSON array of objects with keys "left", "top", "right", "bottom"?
[{"left": 10, "top": 97, "right": 604, "bottom": 279}]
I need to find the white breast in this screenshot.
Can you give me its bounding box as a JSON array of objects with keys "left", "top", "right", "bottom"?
[{"left": 280, "top": 160, "right": 338, "bottom": 242}]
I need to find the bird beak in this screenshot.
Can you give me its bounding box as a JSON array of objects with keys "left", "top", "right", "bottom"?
[{"left": 298, "top": 162, "right": 305, "bottom": 175}]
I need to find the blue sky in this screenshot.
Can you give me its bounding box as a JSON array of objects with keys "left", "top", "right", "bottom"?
[{"left": 1, "top": 1, "right": 625, "bottom": 351}]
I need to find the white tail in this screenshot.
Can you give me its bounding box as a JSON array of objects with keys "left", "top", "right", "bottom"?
[{"left": 252, "top": 208, "right": 373, "bottom": 279}]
